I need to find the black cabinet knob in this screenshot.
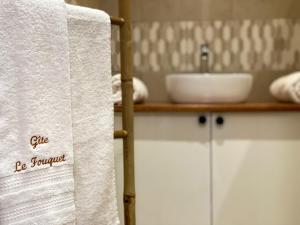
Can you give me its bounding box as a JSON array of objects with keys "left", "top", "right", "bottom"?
[
  {"left": 216, "top": 116, "right": 224, "bottom": 125},
  {"left": 198, "top": 115, "right": 207, "bottom": 125}
]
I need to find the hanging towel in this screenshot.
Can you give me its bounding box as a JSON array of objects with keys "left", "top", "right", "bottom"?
[
  {"left": 67, "top": 5, "right": 120, "bottom": 225},
  {"left": 112, "top": 73, "right": 149, "bottom": 104},
  {"left": 0, "top": 0, "right": 75, "bottom": 225},
  {"left": 270, "top": 71, "right": 300, "bottom": 103}
]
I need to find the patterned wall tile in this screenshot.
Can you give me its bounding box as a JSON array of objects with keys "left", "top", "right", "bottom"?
[{"left": 112, "top": 18, "right": 300, "bottom": 73}]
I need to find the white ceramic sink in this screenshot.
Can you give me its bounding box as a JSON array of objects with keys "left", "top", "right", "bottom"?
[{"left": 166, "top": 73, "right": 253, "bottom": 103}]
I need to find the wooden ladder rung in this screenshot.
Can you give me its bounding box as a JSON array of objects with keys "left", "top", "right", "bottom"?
[
  {"left": 114, "top": 130, "right": 128, "bottom": 139},
  {"left": 110, "top": 16, "right": 125, "bottom": 26}
]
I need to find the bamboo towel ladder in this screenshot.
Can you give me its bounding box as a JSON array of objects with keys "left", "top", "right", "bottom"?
[{"left": 110, "top": 1, "right": 136, "bottom": 225}]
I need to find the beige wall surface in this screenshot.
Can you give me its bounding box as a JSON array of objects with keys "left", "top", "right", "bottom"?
[
  {"left": 66, "top": 0, "right": 300, "bottom": 21},
  {"left": 66, "top": 0, "right": 300, "bottom": 103},
  {"left": 84, "top": 0, "right": 300, "bottom": 22}
]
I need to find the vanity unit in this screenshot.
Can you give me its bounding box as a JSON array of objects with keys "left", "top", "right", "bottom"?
[{"left": 114, "top": 103, "right": 300, "bottom": 225}]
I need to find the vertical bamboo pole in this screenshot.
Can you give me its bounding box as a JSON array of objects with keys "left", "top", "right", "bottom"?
[{"left": 119, "top": 0, "right": 136, "bottom": 225}]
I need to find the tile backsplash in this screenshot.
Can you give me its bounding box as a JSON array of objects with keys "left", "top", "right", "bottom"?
[{"left": 112, "top": 18, "right": 300, "bottom": 74}]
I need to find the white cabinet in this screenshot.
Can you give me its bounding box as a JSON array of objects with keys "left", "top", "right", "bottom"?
[
  {"left": 114, "top": 113, "right": 211, "bottom": 225},
  {"left": 212, "top": 112, "right": 300, "bottom": 225},
  {"left": 114, "top": 112, "right": 300, "bottom": 225}
]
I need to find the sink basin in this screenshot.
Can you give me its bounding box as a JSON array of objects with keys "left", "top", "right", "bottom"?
[{"left": 166, "top": 73, "right": 253, "bottom": 103}]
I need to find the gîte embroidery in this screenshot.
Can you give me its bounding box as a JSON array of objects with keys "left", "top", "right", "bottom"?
[
  {"left": 14, "top": 154, "right": 66, "bottom": 173},
  {"left": 30, "top": 135, "right": 49, "bottom": 149}
]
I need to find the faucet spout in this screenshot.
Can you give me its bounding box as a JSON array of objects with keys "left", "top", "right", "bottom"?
[{"left": 200, "top": 44, "right": 209, "bottom": 73}]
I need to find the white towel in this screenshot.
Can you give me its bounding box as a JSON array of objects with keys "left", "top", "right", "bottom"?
[
  {"left": 0, "top": 0, "right": 75, "bottom": 225},
  {"left": 112, "top": 73, "right": 149, "bottom": 104},
  {"left": 67, "top": 5, "right": 120, "bottom": 225},
  {"left": 270, "top": 71, "right": 300, "bottom": 103}
]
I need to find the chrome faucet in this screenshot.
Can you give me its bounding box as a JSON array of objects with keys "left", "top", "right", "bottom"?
[{"left": 200, "top": 44, "right": 209, "bottom": 73}]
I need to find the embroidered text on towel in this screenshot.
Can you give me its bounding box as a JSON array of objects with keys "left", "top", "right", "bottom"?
[
  {"left": 31, "top": 155, "right": 66, "bottom": 167},
  {"left": 15, "top": 155, "right": 66, "bottom": 173},
  {"left": 30, "top": 135, "right": 49, "bottom": 149}
]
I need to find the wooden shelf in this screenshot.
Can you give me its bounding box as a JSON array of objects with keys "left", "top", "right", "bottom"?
[{"left": 115, "top": 103, "right": 300, "bottom": 112}]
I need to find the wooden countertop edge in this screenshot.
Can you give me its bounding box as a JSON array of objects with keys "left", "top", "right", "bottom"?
[{"left": 114, "top": 103, "right": 300, "bottom": 112}]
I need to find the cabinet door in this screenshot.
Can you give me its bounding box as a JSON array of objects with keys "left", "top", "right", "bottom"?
[
  {"left": 212, "top": 112, "right": 300, "bottom": 225},
  {"left": 114, "top": 113, "right": 211, "bottom": 225}
]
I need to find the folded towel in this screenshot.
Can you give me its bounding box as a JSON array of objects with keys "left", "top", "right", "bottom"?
[
  {"left": 270, "top": 72, "right": 300, "bottom": 103},
  {"left": 0, "top": 0, "right": 75, "bottom": 224},
  {"left": 67, "top": 5, "right": 120, "bottom": 225},
  {"left": 112, "top": 73, "right": 149, "bottom": 104}
]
